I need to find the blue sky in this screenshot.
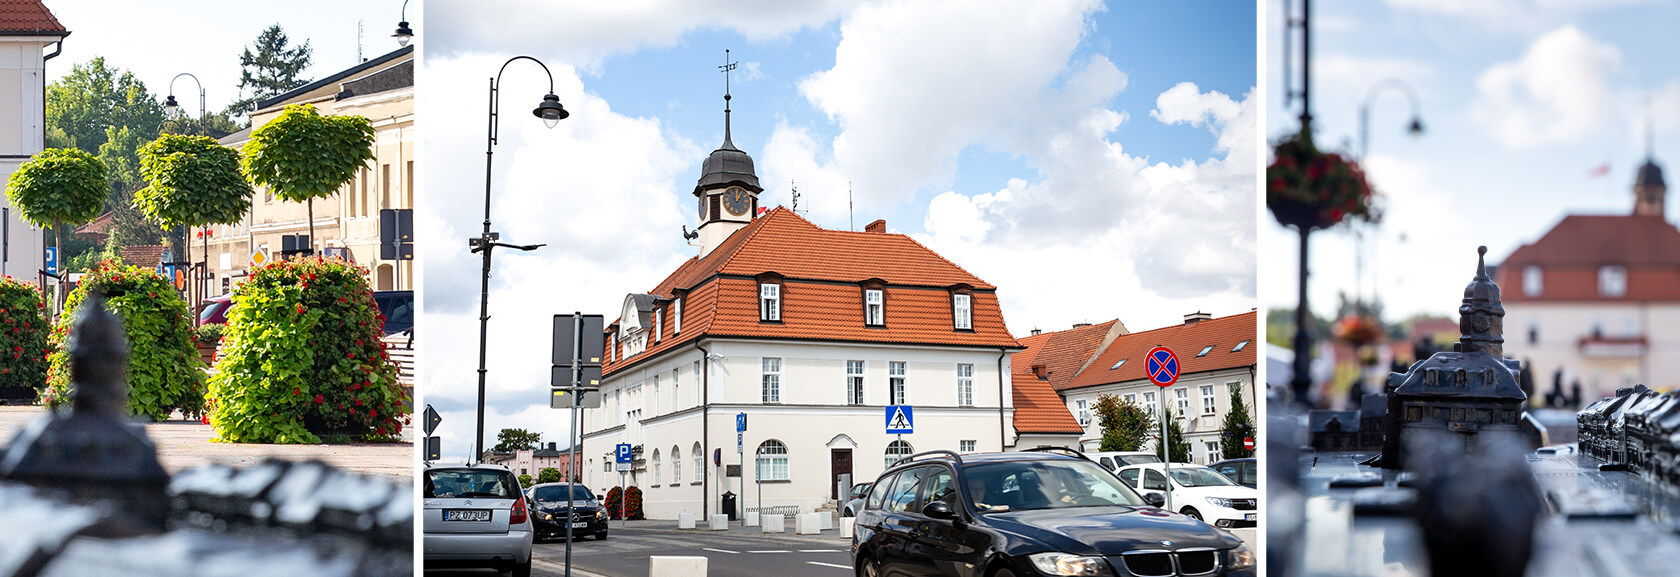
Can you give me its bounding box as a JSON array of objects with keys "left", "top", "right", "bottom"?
[
  {"left": 419, "top": 0, "right": 1258, "bottom": 460},
  {"left": 1262, "top": 0, "right": 1680, "bottom": 322}
]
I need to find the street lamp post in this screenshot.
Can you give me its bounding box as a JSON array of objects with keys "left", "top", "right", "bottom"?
[
  {"left": 472, "top": 56, "right": 569, "bottom": 467},
  {"left": 1359, "top": 78, "right": 1424, "bottom": 161},
  {"left": 393, "top": 0, "right": 414, "bottom": 47},
  {"left": 164, "top": 73, "right": 206, "bottom": 120},
  {"left": 164, "top": 72, "right": 207, "bottom": 317}
]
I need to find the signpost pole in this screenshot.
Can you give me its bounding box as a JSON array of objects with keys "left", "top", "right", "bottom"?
[
  {"left": 1162, "top": 392, "right": 1171, "bottom": 512},
  {"left": 564, "top": 313, "right": 581, "bottom": 577},
  {"left": 1146, "top": 346, "right": 1179, "bottom": 514}
]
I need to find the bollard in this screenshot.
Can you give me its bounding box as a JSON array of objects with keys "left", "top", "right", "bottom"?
[
  {"left": 649, "top": 555, "right": 707, "bottom": 577},
  {"left": 795, "top": 512, "right": 819, "bottom": 534},
  {"left": 840, "top": 517, "right": 856, "bottom": 539},
  {"left": 745, "top": 511, "right": 759, "bottom": 527},
  {"left": 678, "top": 512, "right": 695, "bottom": 529},
  {"left": 818, "top": 512, "right": 833, "bottom": 531},
  {"left": 761, "top": 513, "right": 785, "bottom": 533},
  {"left": 709, "top": 514, "right": 729, "bottom": 530}
]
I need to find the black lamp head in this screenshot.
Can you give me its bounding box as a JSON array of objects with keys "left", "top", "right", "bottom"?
[
  {"left": 1409, "top": 117, "right": 1425, "bottom": 137},
  {"left": 394, "top": 21, "right": 413, "bottom": 47},
  {"left": 534, "top": 93, "right": 569, "bottom": 128},
  {"left": 164, "top": 94, "right": 179, "bottom": 110}
]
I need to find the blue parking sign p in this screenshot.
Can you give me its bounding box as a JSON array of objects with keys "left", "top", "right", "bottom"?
[{"left": 615, "top": 443, "right": 632, "bottom": 463}]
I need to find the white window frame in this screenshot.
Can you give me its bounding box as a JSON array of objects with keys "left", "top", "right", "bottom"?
[
  {"left": 959, "top": 440, "right": 976, "bottom": 453},
  {"left": 762, "top": 357, "right": 782, "bottom": 403},
  {"left": 1124, "top": 393, "right": 1137, "bottom": 406},
  {"left": 654, "top": 308, "right": 662, "bottom": 342},
  {"left": 1204, "top": 441, "right": 1220, "bottom": 464},
  {"left": 756, "top": 440, "right": 789, "bottom": 481},
  {"left": 672, "top": 445, "right": 681, "bottom": 484},
  {"left": 846, "top": 360, "right": 865, "bottom": 405},
  {"left": 651, "top": 375, "right": 660, "bottom": 415},
  {"left": 760, "top": 283, "right": 781, "bottom": 321},
  {"left": 1523, "top": 265, "right": 1542, "bottom": 297},
  {"left": 1201, "top": 384, "right": 1216, "bottom": 415},
  {"left": 693, "top": 443, "right": 703, "bottom": 483},
  {"left": 652, "top": 449, "right": 662, "bottom": 486},
  {"left": 1075, "top": 399, "right": 1091, "bottom": 427},
  {"left": 885, "top": 440, "right": 914, "bottom": 468},
  {"left": 865, "top": 289, "right": 884, "bottom": 326},
  {"left": 693, "top": 362, "right": 702, "bottom": 406},
  {"left": 953, "top": 294, "right": 972, "bottom": 330},
  {"left": 1175, "top": 387, "right": 1189, "bottom": 415},
  {"left": 672, "top": 369, "right": 680, "bottom": 410},
  {"left": 889, "top": 361, "right": 908, "bottom": 405},
  {"left": 1600, "top": 265, "right": 1627, "bottom": 298},
  {"left": 674, "top": 297, "right": 682, "bottom": 334},
  {"left": 956, "top": 363, "right": 974, "bottom": 407},
  {"left": 1143, "top": 392, "right": 1156, "bottom": 415}
]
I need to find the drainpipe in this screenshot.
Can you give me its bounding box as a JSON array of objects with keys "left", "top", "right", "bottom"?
[
  {"left": 39, "top": 40, "right": 59, "bottom": 304},
  {"left": 998, "top": 348, "right": 1009, "bottom": 450},
  {"left": 697, "top": 340, "right": 710, "bottom": 518}
]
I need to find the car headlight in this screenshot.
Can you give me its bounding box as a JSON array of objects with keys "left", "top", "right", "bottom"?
[
  {"left": 596, "top": 509, "right": 607, "bottom": 520},
  {"left": 1206, "top": 497, "right": 1233, "bottom": 508},
  {"left": 540, "top": 512, "right": 553, "bottom": 521},
  {"left": 1028, "top": 552, "right": 1114, "bottom": 576},
  {"left": 1223, "top": 543, "right": 1256, "bottom": 570}
]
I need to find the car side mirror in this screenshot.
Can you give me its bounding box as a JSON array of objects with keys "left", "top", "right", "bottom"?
[
  {"left": 1144, "top": 492, "right": 1166, "bottom": 507},
  {"left": 922, "top": 500, "right": 956, "bottom": 520},
  {"left": 596, "top": 495, "right": 605, "bottom": 501}
]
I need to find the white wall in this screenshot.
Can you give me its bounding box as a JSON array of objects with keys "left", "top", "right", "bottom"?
[
  {"left": 0, "top": 38, "right": 50, "bottom": 284},
  {"left": 1505, "top": 302, "right": 1680, "bottom": 401},
  {"left": 1058, "top": 366, "right": 1256, "bottom": 465}
]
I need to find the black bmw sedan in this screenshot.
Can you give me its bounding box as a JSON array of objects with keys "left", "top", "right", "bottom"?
[
  {"left": 526, "top": 482, "right": 609, "bottom": 542},
  {"left": 852, "top": 449, "right": 1256, "bottom": 577}
]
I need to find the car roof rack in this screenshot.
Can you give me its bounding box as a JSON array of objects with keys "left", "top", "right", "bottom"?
[
  {"left": 892, "top": 450, "right": 963, "bottom": 468},
  {"left": 1024, "top": 446, "right": 1090, "bottom": 460}
]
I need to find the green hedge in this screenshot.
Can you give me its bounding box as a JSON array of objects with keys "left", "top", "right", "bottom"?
[
  {"left": 207, "top": 257, "right": 409, "bottom": 443},
  {"left": 43, "top": 261, "right": 205, "bottom": 420},
  {"left": 0, "top": 277, "right": 48, "bottom": 398}
]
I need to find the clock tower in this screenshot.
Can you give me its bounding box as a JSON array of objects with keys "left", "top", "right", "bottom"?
[{"left": 694, "top": 50, "right": 761, "bottom": 258}]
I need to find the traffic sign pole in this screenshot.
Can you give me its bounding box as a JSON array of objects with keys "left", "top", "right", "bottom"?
[{"left": 1146, "top": 346, "right": 1180, "bottom": 513}]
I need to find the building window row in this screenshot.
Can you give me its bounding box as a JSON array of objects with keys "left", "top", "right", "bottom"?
[{"left": 756, "top": 281, "right": 975, "bottom": 330}]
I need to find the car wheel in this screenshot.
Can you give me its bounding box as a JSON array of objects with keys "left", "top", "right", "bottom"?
[
  {"left": 511, "top": 559, "right": 532, "bottom": 577},
  {"left": 1180, "top": 507, "right": 1203, "bottom": 521},
  {"left": 596, "top": 530, "right": 608, "bottom": 540},
  {"left": 992, "top": 567, "right": 1018, "bottom": 577},
  {"left": 857, "top": 555, "right": 881, "bottom": 577}
]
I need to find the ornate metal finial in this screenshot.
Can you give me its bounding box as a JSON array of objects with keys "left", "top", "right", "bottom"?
[
  {"left": 1476, "top": 245, "right": 1488, "bottom": 279},
  {"left": 719, "top": 49, "right": 738, "bottom": 149},
  {"left": 70, "top": 292, "right": 130, "bottom": 417},
  {"left": 1459, "top": 246, "right": 1505, "bottom": 356}
]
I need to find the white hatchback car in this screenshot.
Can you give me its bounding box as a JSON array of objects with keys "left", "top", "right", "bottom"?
[
  {"left": 1114, "top": 463, "right": 1258, "bottom": 528},
  {"left": 423, "top": 464, "right": 534, "bottom": 576}
]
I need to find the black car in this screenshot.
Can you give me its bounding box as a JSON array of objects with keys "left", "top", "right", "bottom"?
[
  {"left": 852, "top": 448, "right": 1255, "bottom": 577},
  {"left": 1210, "top": 459, "right": 1257, "bottom": 488},
  {"left": 373, "top": 290, "right": 414, "bottom": 335},
  {"left": 525, "top": 483, "right": 609, "bottom": 542}
]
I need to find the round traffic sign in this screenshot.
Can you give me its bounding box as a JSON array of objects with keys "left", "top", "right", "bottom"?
[
  {"left": 1145, "top": 346, "right": 1180, "bottom": 387},
  {"left": 1243, "top": 437, "right": 1255, "bottom": 451}
]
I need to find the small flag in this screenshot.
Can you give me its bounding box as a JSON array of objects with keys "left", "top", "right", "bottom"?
[
  {"left": 757, "top": 206, "right": 768, "bottom": 216},
  {"left": 1590, "top": 163, "right": 1610, "bottom": 177}
]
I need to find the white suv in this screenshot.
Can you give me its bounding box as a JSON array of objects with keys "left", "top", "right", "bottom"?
[
  {"left": 1114, "top": 463, "right": 1258, "bottom": 528},
  {"left": 423, "top": 464, "right": 534, "bottom": 576}
]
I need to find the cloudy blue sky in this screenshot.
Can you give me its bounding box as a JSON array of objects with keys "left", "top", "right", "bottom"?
[
  {"left": 42, "top": 0, "right": 416, "bottom": 113},
  {"left": 1262, "top": 0, "right": 1680, "bottom": 323},
  {"left": 419, "top": 0, "right": 1258, "bottom": 461}
]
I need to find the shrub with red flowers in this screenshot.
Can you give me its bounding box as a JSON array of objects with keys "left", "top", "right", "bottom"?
[
  {"left": 1267, "top": 132, "right": 1379, "bottom": 229},
  {"left": 624, "top": 486, "right": 645, "bottom": 520},
  {"left": 605, "top": 486, "right": 624, "bottom": 520},
  {"left": 43, "top": 261, "right": 205, "bottom": 420},
  {"left": 1333, "top": 314, "right": 1384, "bottom": 348},
  {"left": 0, "top": 277, "right": 48, "bottom": 401},
  {"left": 207, "top": 256, "right": 409, "bottom": 443}
]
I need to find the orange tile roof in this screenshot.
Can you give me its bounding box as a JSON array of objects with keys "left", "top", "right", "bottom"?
[
  {"left": 605, "top": 207, "right": 1018, "bottom": 375},
  {"left": 1499, "top": 215, "right": 1680, "bottom": 303},
  {"left": 1011, "top": 320, "right": 1121, "bottom": 389},
  {"left": 119, "top": 244, "right": 165, "bottom": 269},
  {"left": 1012, "top": 373, "right": 1083, "bottom": 434},
  {"left": 1064, "top": 311, "right": 1257, "bottom": 391},
  {"left": 0, "top": 0, "right": 64, "bottom": 35}
]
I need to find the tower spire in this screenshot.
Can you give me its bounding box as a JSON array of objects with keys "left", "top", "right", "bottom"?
[{"left": 719, "top": 49, "right": 737, "bottom": 150}]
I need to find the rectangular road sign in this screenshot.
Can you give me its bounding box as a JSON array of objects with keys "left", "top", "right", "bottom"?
[
  {"left": 424, "top": 436, "right": 440, "bottom": 461},
  {"left": 552, "top": 314, "right": 605, "bottom": 366},
  {"left": 616, "top": 462, "right": 631, "bottom": 472},
  {"left": 616, "top": 443, "right": 633, "bottom": 463},
  {"left": 551, "top": 365, "right": 602, "bottom": 389},
  {"left": 736, "top": 413, "right": 747, "bottom": 432},
  {"left": 886, "top": 405, "right": 914, "bottom": 434},
  {"left": 737, "top": 431, "right": 743, "bottom": 454},
  {"left": 551, "top": 389, "right": 602, "bottom": 409},
  {"left": 44, "top": 247, "right": 56, "bottom": 276}
]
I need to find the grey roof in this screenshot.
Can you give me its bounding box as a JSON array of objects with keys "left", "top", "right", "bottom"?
[
  {"left": 695, "top": 143, "right": 760, "bottom": 194},
  {"left": 338, "top": 59, "right": 413, "bottom": 100},
  {"left": 217, "top": 127, "right": 252, "bottom": 147},
  {"left": 1390, "top": 352, "right": 1527, "bottom": 400},
  {"left": 1638, "top": 158, "right": 1666, "bottom": 189},
  {"left": 254, "top": 45, "right": 414, "bottom": 111},
  {"left": 628, "top": 294, "right": 657, "bottom": 328}
]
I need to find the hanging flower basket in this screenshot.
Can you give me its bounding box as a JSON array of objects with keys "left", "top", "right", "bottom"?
[
  {"left": 1334, "top": 314, "right": 1384, "bottom": 348},
  {"left": 1268, "top": 132, "right": 1378, "bottom": 230}
]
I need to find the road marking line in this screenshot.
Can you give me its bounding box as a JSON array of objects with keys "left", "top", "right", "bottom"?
[
  {"left": 799, "top": 549, "right": 843, "bottom": 553},
  {"left": 748, "top": 550, "right": 793, "bottom": 553},
  {"left": 702, "top": 547, "right": 740, "bottom": 554},
  {"left": 808, "top": 561, "right": 851, "bottom": 569}
]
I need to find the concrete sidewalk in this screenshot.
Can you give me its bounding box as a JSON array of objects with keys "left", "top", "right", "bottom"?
[{"left": 0, "top": 406, "right": 412, "bottom": 482}]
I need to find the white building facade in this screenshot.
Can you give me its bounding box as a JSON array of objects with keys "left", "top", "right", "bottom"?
[{"left": 0, "top": 5, "right": 62, "bottom": 289}]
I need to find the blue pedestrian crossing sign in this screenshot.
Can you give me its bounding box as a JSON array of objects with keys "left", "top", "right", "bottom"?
[
  {"left": 885, "top": 405, "right": 914, "bottom": 434},
  {"left": 44, "top": 247, "right": 56, "bottom": 276},
  {"left": 615, "top": 443, "right": 633, "bottom": 463},
  {"left": 736, "top": 412, "right": 747, "bottom": 432}
]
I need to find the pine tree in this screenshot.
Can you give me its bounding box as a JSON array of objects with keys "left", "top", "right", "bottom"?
[
  {"left": 1220, "top": 385, "right": 1257, "bottom": 459},
  {"left": 228, "top": 25, "right": 313, "bottom": 115}
]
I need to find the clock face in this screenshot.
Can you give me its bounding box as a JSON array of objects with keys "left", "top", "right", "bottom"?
[
  {"left": 700, "top": 195, "right": 707, "bottom": 218},
  {"left": 722, "top": 186, "right": 751, "bottom": 216}
]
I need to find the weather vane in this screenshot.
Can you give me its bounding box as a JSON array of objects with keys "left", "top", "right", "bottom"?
[{"left": 720, "top": 49, "right": 737, "bottom": 111}]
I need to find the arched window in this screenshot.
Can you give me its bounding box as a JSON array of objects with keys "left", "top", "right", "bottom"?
[
  {"left": 885, "top": 440, "right": 914, "bottom": 468},
  {"left": 693, "top": 443, "right": 704, "bottom": 482},
  {"left": 652, "top": 449, "right": 662, "bottom": 486},
  {"left": 672, "top": 445, "right": 682, "bottom": 484},
  {"left": 757, "top": 440, "right": 790, "bottom": 481}
]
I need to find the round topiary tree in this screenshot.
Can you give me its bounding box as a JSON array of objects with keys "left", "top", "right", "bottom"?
[
  {"left": 0, "top": 277, "right": 49, "bottom": 401},
  {"left": 5, "top": 148, "right": 108, "bottom": 310},
  {"left": 207, "top": 257, "right": 409, "bottom": 443},
  {"left": 240, "top": 104, "right": 374, "bottom": 253},
  {"left": 135, "top": 133, "right": 254, "bottom": 308},
  {"left": 42, "top": 261, "right": 205, "bottom": 420}
]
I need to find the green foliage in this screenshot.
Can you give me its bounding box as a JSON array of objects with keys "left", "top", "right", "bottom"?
[
  {"left": 229, "top": 25, "right": 312, "bottom": 115},
  {"left": 494, "top": 428, "right": 542, "bottom": 453},
  {"left": 136, "top": 134, "right": 253, "bottom": 229},
  {"left": 193, "top": 322, "right": 224, "bottom": 347},
  {"left": 6, "top": 148, "right": 108, "bottom": 230},
  {"left": 43, "top": 261, "right": 204, "bottom": 420},
  {"left": 538, "top": 468, "right": 563, "bottom": 484},
  {"left": 46, "top": 57, "right": 165, "bottom": 156},
  {"left": 1220, "top": 386, "right": 1256, "bottom": 459},
  {"left": 161, "top": 110, "right": 244, "bottom": 140},
  {"left": 1267, "top": 307, "right": 1329, "bottom": 349},
  {"left": 207, "top": 257, "right": 410, "bottom": 443},
  {"left": 0, "top": 278, "right": 49, "bottom": 396},
  {"left": 518, "top": 473, "right": 532, "bottom": 488},
  {"left": 241, "top": 105, "right": 374, "bottom": 203},
  {"left": 64, "top": 235, "right": 123, "bottom": 274},
  {"left": 1093, "top": 393, "right": 1155, "bottom": 452},
  {"left": 1153, "top": 408, "right": 1193, "bottom": 463}
]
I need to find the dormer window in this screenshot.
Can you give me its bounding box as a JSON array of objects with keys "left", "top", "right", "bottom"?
[
  {"left": 1196, "top": 345, "right": 1214, "bottom": 357},
  {"left": 1523, "top": 265, "right": 1542, "bottom": 297},
  {"left": 1232, "top": 340, "right": 1250, "bottom": 352},
  {"left": 674, "top": 298, "right": 682, "bottom": 334},
  {"left": 953, "top": 294, "right": 972, "bottom": 330},
  {"left": 1599, "top": 265, "right": 1626, "bottom": 298},
  {"left": 654, "top": 308, "right": 663, "bottom": 342},
  {"left": 865, "top": 289, "right": 884, "bottom": 326},
  {"left": 760, "top": 282, "right": 781, "bottom": 321}
]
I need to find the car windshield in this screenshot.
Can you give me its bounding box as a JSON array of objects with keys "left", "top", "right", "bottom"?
[
  {"left": 965, "top": 459, "right": 1146, "bottom": 513},
  {"left": 1170, "top": 468, "right": 1238, "bottom": 487},
  {"left": 1115, "top": 454, "right": 1162, "bottom": 466},
  {"left": 531, "top": 485, "right": 593, "bottom": 502},
  {"left": 426, "top": 469, "right": 518, "bottom": 499}
]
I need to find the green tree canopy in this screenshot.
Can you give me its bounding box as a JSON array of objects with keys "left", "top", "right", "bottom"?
[
  {"left": 1093, "top": 393, "right": 1155, "bottom": 452},
  {"left": 1154, "top": 408, "right": 1192, "bottom": 463},
  {"left": 136, "top": 134, "right": 253, "bottom": 230},
  {"left": 241, "top": 104, "right": 374, "bottom": 246},
  {"left": 494, "top": 428, "right": 542, "bottom": 453},
  {"left": 518, "top": 473, "right": 532, "bottom": 488},
  {"left": 46, "top": 57, "right": 165, "bottom": 154},
  {"left": 537, "top": 468, "right": 563, "bottom": 484},
  {"left": 1220, "top": 386, "right": 1256, "bottom": 460},
  {"left": 229, "top": 25, "right": 312, "bottom": 115},
  {"left": 6, "top": 149, "right": 108, "bottom": 263}
]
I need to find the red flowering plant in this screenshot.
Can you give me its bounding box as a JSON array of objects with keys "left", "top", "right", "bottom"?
[
  {"left": 0, "top": 277, "right": 48, "bottom": 401},
  {"left": 206, "top": 256, "right": 409, "bottom": 443},
  {"left": 43, "top": 261, "right": 205, "bottom": 420},
  {"left": 1333, "top": 314, "right": 1385, "bottom": 348},
  {"left": 1267, "top": 132, "right": 1379, "bottom": 229}
]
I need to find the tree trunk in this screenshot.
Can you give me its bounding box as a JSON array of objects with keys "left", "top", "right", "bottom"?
[
  {"left": 307, "top": 198, "right": 315, "bottom": 257},
  {"left": 53, "top": 222, "right": 62, "bottom": 315}
]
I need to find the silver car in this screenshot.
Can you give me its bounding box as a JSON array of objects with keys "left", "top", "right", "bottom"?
[{"left": 423, "top": 464, "right": 534, "bottom": 576}]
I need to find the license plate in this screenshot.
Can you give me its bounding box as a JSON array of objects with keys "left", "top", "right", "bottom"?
[
  {"left": 570, "top": 522, "right": 589, "bottom": 529},
  {"left": 1245, "top": 513, "right": 1256, "bottom": 521},
  {"left": 445, "top": 509, "right": 492, "bottom": 522}
]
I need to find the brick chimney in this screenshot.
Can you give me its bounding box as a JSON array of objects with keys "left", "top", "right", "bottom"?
[
  {"left": 547, "top": 442, "right": 557, "bottom": 450},
  {"left": 1030, "top": 328, "right": 1042, "bottom": 336},
  {"left": 1184, "top": 311, "right": 1212, "bottom": 325},
  {"left": 865, "top": 219, "right": 886, "bottom": 233},
  {"left": 1072, "top": 322, "right": 1091, "bottom": 329}
]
